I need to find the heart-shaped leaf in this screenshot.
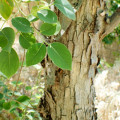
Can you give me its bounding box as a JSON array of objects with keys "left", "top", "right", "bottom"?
[
  {"left": 0, "top": 48, "right": 19, "bottom": 78},
  {"left": 37, "top": 9, "right": 58, "bottom": 23},
  {"left": 54, "top": 0, "right": 76, "bottom": 20},
  {"left": 26, "top": 43, "right": 46, "bottom": 66},
  {"left": 19, "top": 33, "right": 36, "bottom": 49},
  {"left": 12, "top": 17, "right": 33, "bottom": 33},
  {"left": 47, "top": 42, "right": 72, "bottom": 70}
]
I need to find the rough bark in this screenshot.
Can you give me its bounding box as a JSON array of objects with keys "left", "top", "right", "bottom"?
[{"left": 38, "top": 0, "right": 120, "bottom": 120}]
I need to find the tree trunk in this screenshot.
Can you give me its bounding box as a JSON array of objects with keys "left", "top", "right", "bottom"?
[{"left": 39, "top": 0, "right": 106, "bottom": 120}]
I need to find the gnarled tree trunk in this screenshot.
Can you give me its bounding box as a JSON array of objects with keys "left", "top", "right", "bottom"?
[{"left": 39, "top": 0, "right": 120, "bottom": 119}]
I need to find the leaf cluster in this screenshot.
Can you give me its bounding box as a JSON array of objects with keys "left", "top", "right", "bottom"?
[{"left": 0, "top": 0, "right": 76, "bottom": 78}]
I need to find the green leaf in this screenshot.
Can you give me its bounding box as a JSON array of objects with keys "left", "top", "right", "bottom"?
[
  {"left": 10, "top": 100, "right": 19, "bottom": 108},
  {"left": 116, "top": 0, "right": 120, "bottom": 4},
  {"left": 54, "top": 21, "right": 61, "bottom": 35},
  {"left": 12, "top": 17, "right": 33, "bottom": 33},
  {"left": 1, "top": 27, "right": 15, "bottom": 52},
  {"left": 40, "top": 23, "right": 56, "bottom": 36},
  {"left": 19, "top": 33, "right": 36, "bottom": 49},
  {"left": 0, "top": 99, "right": 5, "bottom": 110},
  {"left": 17, "top": 95, "right": 30, "bottom": 103},
  {"left": 37, "top": 9, "right": 58, "bottom": 23},
  {"left": 54, "top": 0, "right": 76, "bottom": 20},
  {"left": 3, "top": 102, "right": 11, "bottom": 110},
  {"left": 26, "top": 43, "right": 46, "bottom": 66},
  {"left": 0, "top": 32, "right": 8, "bottom": 48},
  {"left": 31, "top": 6, "right": 41, "bottom": 17},
  {"left": 102, "top": 33, "right": 115, "bottom": 44},
  {"left": 0, "top": 0, "right": 14, "bottom": 19},
  {"left": 31, "top": 5, "right": 49, "bottom": 17},
  {"left": 25, "top": 86, "right": 32, "bottom": 90},
  {"left": 47, "top": 42, "right": 72, "bottom": 70},
  {"left": 0, "top": 93, "right": 3, "bottom": 99},
  {"left": 0, "top": 48, "right": 19, "bottom": 78}
]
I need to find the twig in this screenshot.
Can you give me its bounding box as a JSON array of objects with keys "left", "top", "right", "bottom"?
[
  {"left": 13, "top": 100, "right": 37, "bottom": 110},
  {"left": 13, "top": 0, "right": 27, "bottom": 17}
]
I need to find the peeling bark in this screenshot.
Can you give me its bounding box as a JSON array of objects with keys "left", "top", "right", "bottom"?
[{"left": 38, "top": 0, "right": 118, "bottom": 120}]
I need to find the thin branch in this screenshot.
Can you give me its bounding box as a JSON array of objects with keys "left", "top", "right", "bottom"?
[
  {"left": 32, "top": 23, "right": 40, "bottom": 32},
  {"left": 13, "top": 100, "right": 37, "bottom": 110},
  {"left": 13, "top": 0, "right": 27, "bottom": 17}
]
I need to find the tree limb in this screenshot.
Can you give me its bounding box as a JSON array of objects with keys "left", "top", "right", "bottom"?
[{"left": 100, "top": 7, "right": 120, "bottom": 41}]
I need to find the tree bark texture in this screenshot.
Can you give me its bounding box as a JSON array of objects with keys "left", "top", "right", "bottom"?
[{"left": 39, "top": 0, "right": 109, "bottom": 120}]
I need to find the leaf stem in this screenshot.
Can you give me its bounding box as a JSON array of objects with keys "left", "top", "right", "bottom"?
[
  {"left": 13, "top": 100, "right": 37, "bottom": 110},
  {"left": 0, "top": 20, "right": 6, "bottom": 31},
  {"left": 13, "top": 0, "right": 27, "bottom": 17}
]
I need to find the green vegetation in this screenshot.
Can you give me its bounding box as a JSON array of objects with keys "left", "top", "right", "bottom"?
[
  {"left": 0, "top": 0, "right": 75, "bottom": 78},
  {"left": 0, "top": 0, "right": 120, "bottom": 119},
  {"left": 0, "top": 76, "right": 43, "bottom": 119},
  {"left": 0, "top": 0, "right": 75, "bottom": 119}
]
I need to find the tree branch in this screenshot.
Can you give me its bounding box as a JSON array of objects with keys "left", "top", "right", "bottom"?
[{"left": 100, "top": 7, "right": 120, "bottom": 41}]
